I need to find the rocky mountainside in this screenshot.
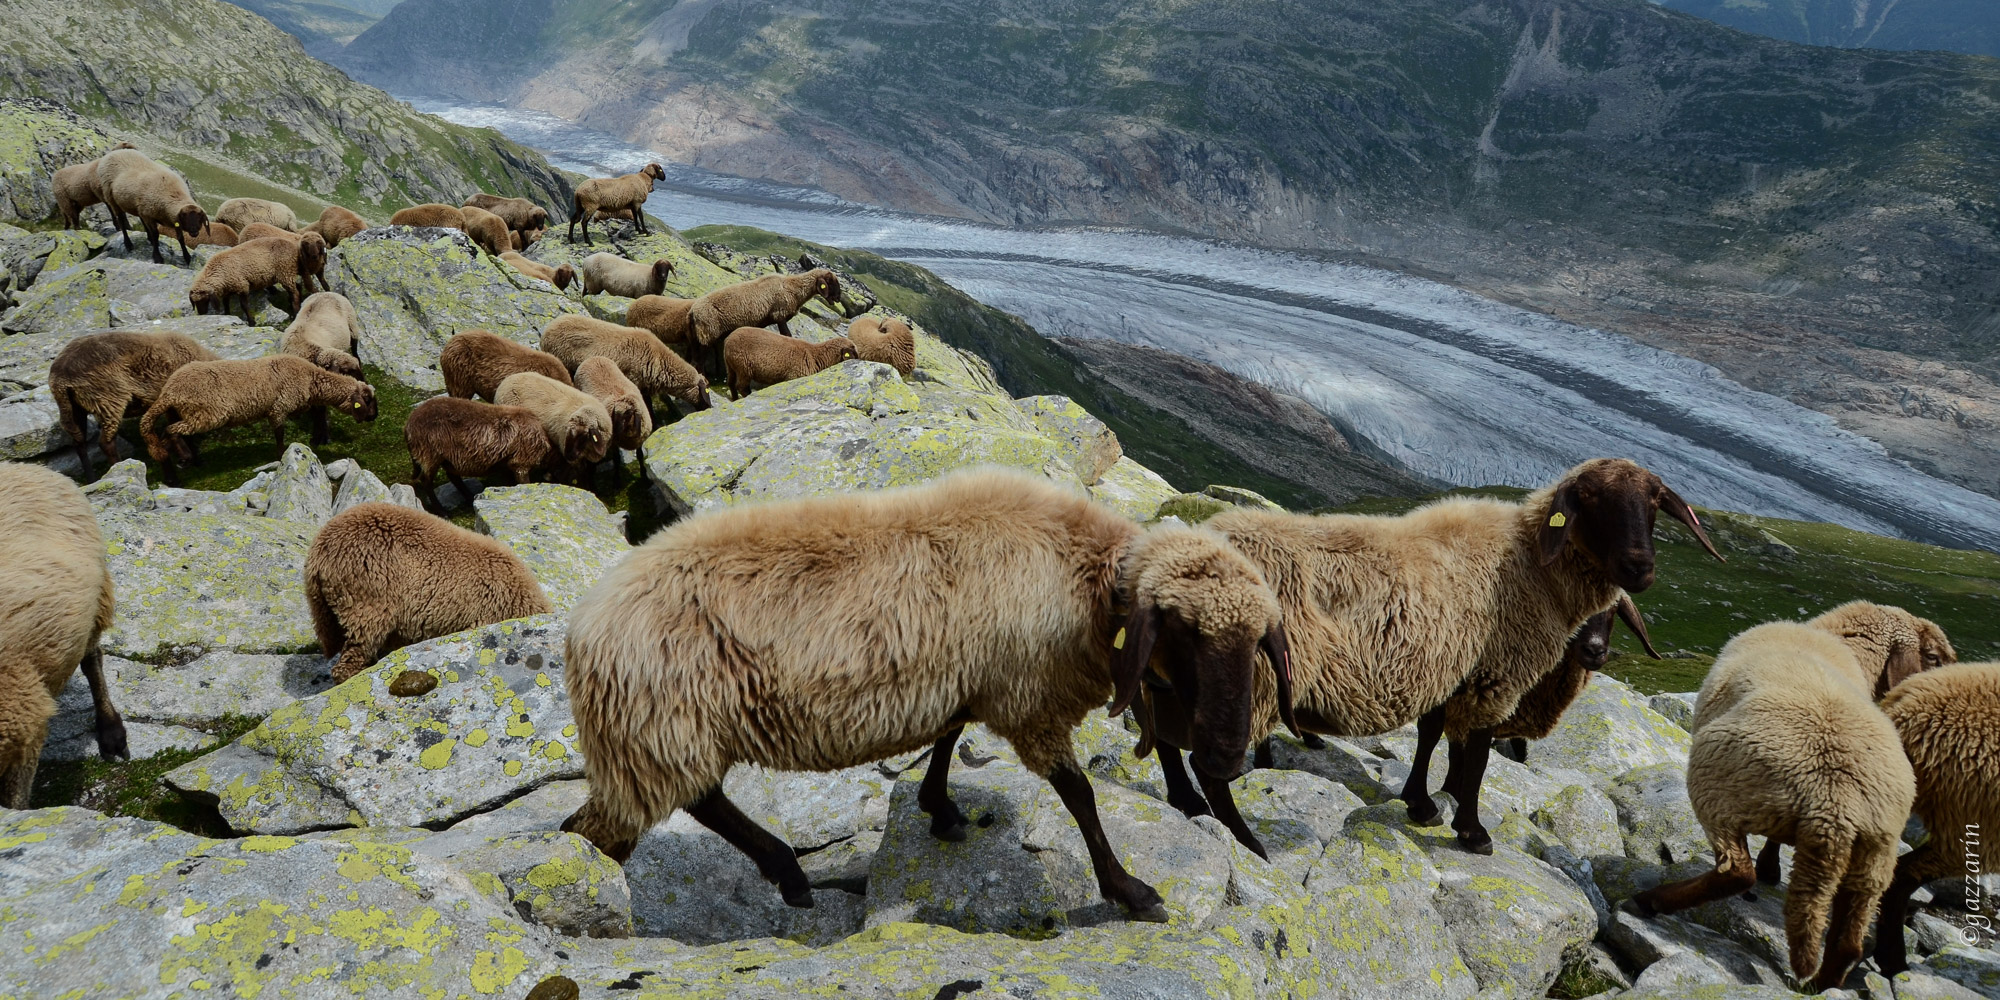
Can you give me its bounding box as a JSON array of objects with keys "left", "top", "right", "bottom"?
[
  {"left": 219, "top": 0, "right": 381, "bottom": 58},
  {"left": 1658, "top": 0, "right": 2000, "bottom": 59},
  {"left": 2, "top": 0, "right": 570, "bottom": 217}
]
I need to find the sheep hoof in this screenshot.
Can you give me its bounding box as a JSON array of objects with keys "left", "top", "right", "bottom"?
[
  {"left": 1128, "top": 902, "right": 1171, "bottom": 924},
  {"left": 1455, "top": 830, "right": 1494, "bottom": 855},
  {"left": 1300, "top": 733, "right": 1327, "bottom": 750},
  {"left": 1629, "top": 894, "right": 1660, "bottom": 919},
  {"left": 780, "top": 885, "right": 815, "bottom": 909},
  {"left": 96, "top": 720, "right": 130, "bottom": 762},
  {"left": 929, "top": 819, "right": 968, "bottom": 843},
  {"left": 1404, "top": 799, "right": 1443, "bottom": 826}
]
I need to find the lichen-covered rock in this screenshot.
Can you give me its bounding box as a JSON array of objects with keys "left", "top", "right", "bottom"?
[
  {"left": 0, "top": 226, "right": 103, "bottom": 291},
  {"left": 0, "top": 384, "right": 64, "bottom": 460},
  {"left": 98, "top": 510, "right": 316, "bottom": 662},
  {"left": 643, "top": 360, "right": 1078, "bottom": 516},
  {"left": 1204, "top": 483, "right": 1284, "bottom": 510},
  {"left": 1524, "top": 675, "right": 1693, "bottom": 788},
  {"left": 1230, "top": 768, "right": 1366, "bottom": 885},
  {"left": 164, "top": 615, "right": 581, "bottom": 834},
  {"left": 1301, "top": 815, "right": 1484, "bottom": 997},
  {"left": 0, "top": 258, "right": 106, "bottom": 333},
  {"left": 1605, "top": 908, "right": 1791, "bottom": 989},
  {"left": 625, "top": 813, "right": 869, "bottom": 946},
  {"left": 1925, "top": 945, "right": 2000, "bottom": 998},
  {"left": 1901, "top": 966, "right": 1996, "bottom": 1000},
  {"left": 0, "top": 101, "right": 121, "bottom": 224},
  {"left": 1261, "top": 731, "right": 1401, "bottom": 804},
  {"left": 2, "top": 258, "right": 283, "bottom": 336},
  {"left": 261, "top": 441, "right": 333, "bottom": 526},
  {"left": 0, "top": 314, "right": 277, "bottom": 389},
  {"left": 1015, "top": 394, "right": 1121, "bottom": 483},
  {"left": 44, "top": 650, "right": 333, "bottom": 761},
  {"left": 407, "top": 828, "right": 633, "bottom": 939},
  {"left": 446, "top": 779, "right": 590, "bottom": 838},
  {"left": 1649, "top": 691, "right": 1698, "bottom": 730},
  {"left": 1428, "top": 846, "right": 1598, "bottom": 997},
  {"left": 473, "top": 484, "right": 630, "bottom": 609},
  {"left": 332, "top": 464, "right": 393, "bottom": 513},
  {"left": 1607, "top": 762, "right": 1712, "bottom": 865},
  {"left": 1089, "top": 455, "right": 1181, "bottom": 521}
]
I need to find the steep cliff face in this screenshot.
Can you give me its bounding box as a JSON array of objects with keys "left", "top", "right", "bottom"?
[
  {"left": 2, "top": 0, "right": 570, "bottom": 216},
  {"left": 1658, "top": 0, "right": 2000, "bottom": 59}
]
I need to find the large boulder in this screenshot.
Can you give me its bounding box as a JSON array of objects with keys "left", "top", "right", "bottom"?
[
  {"left": 0, "top": 226, "right": 102, "bottom": 290},
  {"left": 0, "top": 102, "right": 121, "bottom": 225},
  {"left": 1301, "top": 814, "right": 1485, "bottom": 997},
  {"left": 98, "top": 510, "right": 317, "bottom": 662},
  {"left": 1607, "top": 763, "right": 1713, "bottom": 865},
  {"left": 261, "top": 442, "right": 334, "bottom": 526},
  {"left": 44, "top": 650, "right": 334, "bottom": 761},
  {"left": 1090, "top": 455, "right": 1182, "bottom": 521},
  {"left": 473, "top": 484, "right": 630, "bottom": 609},
  {"left": 1015, "top": 394, "right": 1121, "bottom": 483},
  {"left": 1, "top": 258, "right": 285, "bottom": 335},
  {"left": 1523, "top": 674, "right": 1693, "bottom": 788},
  {"left": 1428, "top": 846, "right": 1598, "bottom": 997}
]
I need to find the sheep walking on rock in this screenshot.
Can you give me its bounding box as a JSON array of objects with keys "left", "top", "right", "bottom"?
[
  {"left": 493, "top": 371, "right": 612, "bottom": 485},
  {"left": 460, "top": 205, "right": 511, "bottom": 256},
  {"left": 0, "top": 463, "right": 128, "bottom": 806},
  {"left": 214, "top": 197, "right": 299, "bottom": 234},
  {"left": 306, "top": 503, "right": 553, "bottom": 682},
  {"left": 846, "top": 315, "right": 916, "bottom": 376},
  {"left": 560, "top": 467, "right": 1295, "bottom": 922},
  {"left": 441, "top": 330, "right": 574, "bottom": 402},
  {"left": 141, "top": 354, "right": 376, "bottom": 486},
  {"left": 540, "top": 315, "right": 711, "bottom": 417},
  {"left": 500, "top": 252, "right": 574, "bottom": 292},
  {"left": 49, "top": 330, "right": 220, "bottom": 479},
  {"left": 567, "top": 163, "right": 666, "bottom": 246},
  {"left": 188, "top": 233, "right": 327, "bottom": 322},
  {"left": 303, "top": 206, "right": 368, "bottom": 247},
  {"left": 722, "top": 326, "right": 857, "bottom": 399},
  {"left": 1872, "top": 662, "right": 2000, "bottom": 976},
  {"left": 687, "top": 269, "right": 842, "bottom": 378},
  {"left": 403, "top": 396, "right": 555, "bottom": 512},
  {"left": 463, "top": 194, "right": 549, "bottom": 233},
  {"left": 580, "top": 253, "right": 673, "bottom": 298},
  {"left": 94, "top": 149, "right": 208, "bottom": 265}
]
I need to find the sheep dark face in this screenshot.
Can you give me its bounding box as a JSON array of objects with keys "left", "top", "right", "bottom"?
[
  {"left": 1537, "top": 458, "right": 1722, "bottom": 592},
  {"left": 298, "top": 233, "right": 328, "bottom": 278},
  {"left": 652, "top": 259, "right": 674, "bottom": 290},
  {"left": 552, "top": 265, "right": 575, "bottom": 292},
  {"left": 814, "top": 270, "right": 842, "bottom": 305},
  {"left": 176, "top": 205, "right": 209, "bottom": 240},
  {"left": 346, "top": 383, "right": 378, "bottom": 422},
  {"left": 610, "top": 405, "right": 644, "bottom": 449},
  {"left": 189, "top": 288, "right": 213, "bottom": 314},
  {"left": 643, "top": 163, "right": 667, "bottom": 184}
]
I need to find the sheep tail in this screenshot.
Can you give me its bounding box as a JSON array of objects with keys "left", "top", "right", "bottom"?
[
  {"left": 56, "top": 387, "right": 88, "bottom": 447},
  {"left": 304, "top": 566, "right": 345, "bottom": 665},
  {"left": 1784, "top": 818, "right": 1854, "bottom": 980},
  {"left": 139, "top": 402, "right": 173, "bottom": 461}
]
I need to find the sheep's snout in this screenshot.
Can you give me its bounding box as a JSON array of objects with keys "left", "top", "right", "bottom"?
[{"left": 1609, "top": 551, "right": 1656, "bottom": 593}]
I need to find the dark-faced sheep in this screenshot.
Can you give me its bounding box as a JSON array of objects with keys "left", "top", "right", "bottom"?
[
  {"left": 94, "top": 149, "right": 208, "bottom": 264},
  {"left": 580, "top": 253, "right": 672, "bottom": 299},
  {"left": 463, "top": 194, "right": 549, "bottom": 233},
  {"left": 846, "top": 315, "right": 916, "bottom": 376},
  {"left": 306, "top": 502, "right": 553, "bottom": 682},
  {"left": 215, "top": 197, "right": 299, "bottom": 233},
  {"left": 460, "top": 205, "right": 511, "bottom": 256},
  {"left": 303, "top": 205, "right": 369, "bottom": 247},
  {"left": 722, "top": 326, "right": 857, "bottom": 400},
  {"left": 403, "top": 395, "right": 556, "bottom": 512},
  {"left": 539, "top": 315, "right": 711, "bottom": 416},
  {"left": 567, "top": 163, "right": 666, "bottom": 246},
  {"left": 141, "top": 354, "right": 376, "bottom": 486},
  {"left": 499, "top": 252, "right": 575, "bottom": 292},
  {"left": 686, "top": 269, "right": 842, "bottom": 377},
  {"left": 0, "top": 462, "right": 129, "bottom": 806},
  {"left": 560, "top": 466, "right": 1294, "bottom": 923},
  {"left": 493, "top": 371, "right": 611, "bottom": 484},
  {"left": 49, "top": 329, "right": 220, "bottom": 479},
  {"left": 390, "top": 204, "right": 467, "bottom": 230},
  {"left": 440, "top": 330, "right": 574, "bottom": 402},
  {"left": 188, "top": 233, "right": 327, "bottom": 321}
]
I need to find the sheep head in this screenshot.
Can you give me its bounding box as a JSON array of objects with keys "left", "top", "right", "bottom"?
[
  {"left": 342, "top": 381, "right": 378, "bottom": 422},
  {"left": 175, "top": 204, "right": 209, "bottom": 240},
  {"left": 810, "top": 268, "right": 841, "bottom": 306},
  {"left": 650, "top": 259, "right": 673, "bottom": 291},
  {"left": 609, "top": 403, "right": 645, "bottom": 450},
  {"left": 679, "top": 381, "right": 712, "bottom": 410},
  {"left": 641, "top": 162, "right": 667, "bottom": 183},
  {"left": 1108, "top": 528, "right": 1295, "bottom": 781},
  {"left": 564, "top": 413, "right": 610, "bottom": 466},
  {"left": 528, "top": 207, "right": 549, "bottom": 229},
  {"left": 1536, "top": 458, "right": 1723, "bottom": 592},
  {"left": 552, "top": 264, "right": 575, "bottom": 292},
  {"left": 1570, "top": 594, "right": 1660, "bottom": 673},
  {"left": 1811, "top": 601, "right": 1957, "bottom": 697},
  {"left": 188, "top": 287, "right": 214, "bottom": 314},
  {"left": 297, "top": 232, "right": 328, "bottom": 277}
]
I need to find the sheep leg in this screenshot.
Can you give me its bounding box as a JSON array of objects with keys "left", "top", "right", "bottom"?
[
  {"left": 1632, "top": 832, "right": 1757, "bottom": 917},
  {"left": 1756, "top": 838, "right": 1783, "bottom": 884},
  {"left": 916, "top": 725, "right": 970, "bottom": 842},
  {"left": 1400, "top": 704, "right": 1447, "bottom": 826},
  {"left": 1045, "top": 761, "right": 1168, "bottom": 922},
  {"left": 110, "top": 203, "right": 133, "bottom": 252},
  {"left": 271, "top": 413, "right": 287, "bottom": 454},
  {"left": 1813, "top": 831, "right": 1898, "bottom": 991},
  {"left": 445, "top": 466, "right": 475, "bottom": 508},
  {"left": 685, "top": 786, "right": 813, "bottom": 908},
  {"left": 1196, "top": 768, "right": 1268, "bottom": 860},
  {"left": 412, "top": 461, "right": 441, "bottom": 512},
  {"left": 1871, "top": 847, "right": 1934, "bottom": 976},
  {"left": 0, "top": 758, "right": 37, "bottom": 810},
  {"left": 1156, "top": 746, "right": 1213, "bottom": 819},
  {"left": 776, "top": 319, "right": 794, "bottom": 337},
  {"left": 310, "top": 405, "right": 330, "bottom": 446},
  {"left": 1496, "top": 737, "right": 1529, "bottom": 763},
  {"left": 144, "top": 225, "right": 165, "bottom": 265},
  {"left": 80, "top": 646, "right": 129, "bottom": 761},
  {"left": 1442, "top": 730, "right": 1497, "bottom": 854}
]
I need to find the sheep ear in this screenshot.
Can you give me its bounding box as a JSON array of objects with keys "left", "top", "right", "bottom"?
[
  {"left": 1660, "top": 486, "right": 1724, "bottom": 562},
  {"left": 1106, "top": 599, "right": 1162, "bottom": 721},
  {"left": 1538, "top": 483, "right": 1579, "bottom": 566},
  {"left": 1882, "top": 640, "right": 1923, "bottom": 696},
  {"left": 1615, "top": 594, "right": 1661, "bottom": 659},
  {"left": 1261, "top": 621, "right": 1303, "bottom": 739},
  {"left": 1130, "top": 688, "right": 1158, "bottom": 761}
]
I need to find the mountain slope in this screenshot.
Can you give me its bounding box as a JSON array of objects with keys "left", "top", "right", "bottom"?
[
  {"left": 2, "top": 0, "right": 570, "bottom": 217},
  {"left": 1657, "top": 0, "right": 2000, "bottom": 59},
  {"left": 220, "top": 0, "right": 380, "bottom": 58}
]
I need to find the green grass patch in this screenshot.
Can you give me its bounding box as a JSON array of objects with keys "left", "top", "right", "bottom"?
[
  {"left": 155, "top": 150, "right": 333, "bottom": 224},
  {"left": 30, "top": 714, "right": 262, "bottom": 836}
]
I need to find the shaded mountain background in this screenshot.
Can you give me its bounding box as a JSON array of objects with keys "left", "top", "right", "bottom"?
[
  {"left": 1655, "top": 0, "right": 2000, "bottom": 59},
  {"left": 222, "top": 0, "right": 383, "bottom": 58}
]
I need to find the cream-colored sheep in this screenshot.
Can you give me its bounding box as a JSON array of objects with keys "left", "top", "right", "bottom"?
[
  {"left": 846, "top": 315, "right": 916, "bottom": 376},
  {"left": 94, "top": 149, "right": 209, "bottom": 264},
  {"left": 566, "top": 163, "right": 666, "bottom": 246},
  {"left": 306, "top": 503, "right": 552, "bottom": 681},
  {"left": 281, "top": 291, "right": 364, "bottom": 383},
  {"left": 215, "top": 197, "right": 299, "bottom": 233},
  {"left": 560, "top": 466, "right": 1290, "bottom": 923},
  {"left": 625, "top": 294, "right": 695, "bottom": 347},
  {"left": 686, "top": 268, "right": 842, "bottom": 376},
  {"left": 49, "top": 330, "right": 220, "bottom": 479},
  {"left": 188, "top": 233, "right": 327, "bottom": 321},
  {"left": 403, "top": 396, "right": 556, "bottom": 512},
  {"left": 493, "top": 371, "right": 611, "bottom": 482},
  {"left": 141, "top": 354, "right": 376, "bottom": 485},
  {"left": 0, "top": 463, "right": 127, "bottom": 806},
  {"left": 460, "top": 205, "right": 511, "bottom": 256},
  {"left": 539, "top": 315, "right": 711, "bottom": 415},
  {"left": 499, "top": 252, "right": 575, "bottom": 292},
  {"left": 303, "top": 205, "right": 368, "bottom": 247},
  {"left": 580, "top": 253, "right": 673, "bottom": 298},
  {"left": 572, "top": 355, "right": 652, "bottom": 453},
  {"left": 722, "top": 326, "right": 857, "bottom": 399}
]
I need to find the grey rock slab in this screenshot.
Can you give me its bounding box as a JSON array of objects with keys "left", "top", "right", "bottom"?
[
  {"left": 1608, "top": 762, "right": 1713, "bottom": 865},
  {"left": 473, "top": 483, "right": 630, "bottom": 610},
  {"left": 1015, "top": 393, "right": 1121, "bottom": 483},
  {"left": 1605, "top": 907, "right": 1791, "bottom": 988},
  {"left": 444, "top": 778, "right": 590, "bottom": 838},
  {"left": 1230, "top": 768, "right": 1365, "bottom": 885},
  {"left": 1301, "top": 812, "right": 1485, "bottom": 997},
  {"left": 1525, "top": 674, "right": 1693, "bottom": 788},
  {"left": 330, "top": 465, "right": 392, "bottom": 514},
  {"left": 41, "top": 720, "right": 215, "bottom": 762},
  {"left": 1259, "top": 731, "right": 1401, "bottom": 804},
  {"left": 1618, "top": 985, "right": 1802, "bottom": 1000},
  {"left": 1923, "top": 945, "right": 2000, "bottom": 998},
  {"left": 1089, "top": 454, "right": 1181, "bottom": 521},
  {"left": 261, "top": 441, "right": 333, "bottom": 526},
  {"left": 98, "top": 509, "right": 317, "bottom": 662},
  {"left": 0, "top": 384, "right": 64, "bottom": 459},
  {"left": 404, "top": 827, "right": 633, "bottom": 939},
  {"left": 0, "top": 314, "right": 274, "bottom": 393},
  {"left": 799, "top": 830, "right": 881, "bottom": 893},
  {"left": 625, "top": 811, "right": 867, "bottom": 946},
  {"left": 1430, "top": 845, "right": 1599, "bottom": 998},
  {"left": 322, "top": 457, "right": 354, "bottom": 481},
  {"left": 1649, "top": 691, "right": 1698, "bottom": 730},
  {"left": 1900, "top": 969, "right": 1994, "bottom": 1000}
]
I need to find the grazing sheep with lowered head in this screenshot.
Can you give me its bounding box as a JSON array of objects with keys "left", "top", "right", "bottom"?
[
  {"left": 572, "top": 355, "right": 652, "bottom": 454},
  {"left": 464, "top": 194, "right": 549, "bottom": 233},
  {"left": 303, "top": 205, "right": 368, "bottom": 247},
  {"left": 460, "top": 205, "right": 512, "bottom": 256},
  {"left": 141, "top": 354, "right": 376, "bottom": 485},
  {"left": 493, "top": 371, "right": 611, "bottom": 484},
  {"left": 846, "top": 315, "right": 916, "bottom": 376},
  {"left": 51, "top": 142, "right": 135, "bottom": 229},
  {"left": 49, "top": 330, "right": 219, "bottom": 479},
  {"left": 539, "top": 315, "right": 711, "bottom": 416},
  {"left": 403, "top": 395, "right": 556, "bottom": 512},
  {"left": 500, "top": 252, "right": 575, "bottom": 292},
  {"left": 188, "top": 233, "right": 327, "bottom": 321}
]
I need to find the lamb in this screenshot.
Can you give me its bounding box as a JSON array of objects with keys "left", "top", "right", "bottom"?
[
  {"left": 48, "top": 330, "right": 220, "bottom": 479},
  {"left": 566, "top": 163, "right": 666, "bottom": 246},
  {"left": 188, "top": 233, "right": 328, "bottom": 321},
  {"left": 151, "top": 219, "right": 238, "bottom": 247},
  {"left": 94, "top": 149, "right": 209, "bottom": 264},
  {"left": 460, "top": 205, "right": 512, "bottom": 256},
  {"left": 390, "top": 203, "right": 467, "bottom": 230},
  {"left": 215, "top": 197, "right": 299, "bottom": 233},
  {"left": 572, "top": 355, "right": 652, "bottom": 454},
  {"left": 303, "top": 205, "right": 369, "bottom": 247},
  {"left": 0, "top": 462, "right": 128, "bottom": 806},
  {"left": 1630, "top": 608, "right": 1950, "bottom": 990},
  {"left": 281, "top": 291, "right": 364, "bottom": 384},
  {"left": 305, "top": 502, "right": 553, "bottom": 682},
  {"left": 580, "top": 252, "right": 673, "bottom": 298},
  {"left": 626, "top": 294, "right": 695, "bottom": 347},
  {"left": 403, "top": 396, "right": 556, "bottom": 512},
  {"left": 52, "top": 143, "right": 136, "bottom": 229},
  {"left": 687, "top": 268, "right": 843, "bottom": 376},
  {"left": 499, "top": 252, "right": 575, "bottom": 291},
  {"left": 846, "top": 315, "right": 916, "bottom": 376},
  {"left": 141, "top": 354, "right": 376, "bottom": 486},
  {"left": 1872, "top": 661, "right": 2000, "bottom": 976},
  {"left": 539, "top": 315, "right": 712, "bottom": 415},
  {"left": 463, "top": 194, "right": 549, "bottom": 233},
  {"left": 493, "top": 371, "right": 612, "bottom": 483},
  {"left": 440, "top": 329, "right": 575, "bottom": 402},
  {"left": 722, "top": 326, "right": 857, "bottom": 399},
  {"left": 559, "top": 466, "right": 1295, "bottom": 922}
]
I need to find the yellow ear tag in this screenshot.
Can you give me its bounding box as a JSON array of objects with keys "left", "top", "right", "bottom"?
[
  {"left": 1112, "top": 628, "right": 1127, "bottom": 650},
  {"left": 1548, "top": 512, "right": 1567, "bottom": 528}
]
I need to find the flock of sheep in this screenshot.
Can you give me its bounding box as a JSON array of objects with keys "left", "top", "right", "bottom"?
[{"left": 10, "top": 144, "right": 1997, "bottom": 993}]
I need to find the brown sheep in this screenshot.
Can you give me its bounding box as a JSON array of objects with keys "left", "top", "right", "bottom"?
[
  {"left": 403, "top": 395, "right": 556, "bottom": 512},
  {"left": 573, "top": 355, "right": 653, "bottom": 453},
  {"left": 590, "top": 208, "right": 636, "bottom": 224},
  {"left": 499, "top": 251, "right": 575, "bottom": 292},
  {"left": 306, "top": 503, "right": 552, "bottom": 682},
  {"left": 140, "top": 354, "right": 376, "bottom": 486},
  {"left": 390, "top": 204, "right": 467, "bottom": 230},
  {"left": 49, "top": 330, "right": 221, "bottom": 479},
  {"left": 567, "top": 163, "right": 666, "bottom": 246},
  {"left": 0, "top": 463, "right": 127, "bottom": 807},
  {"left": 281, "top": 290, "right": 365, "bottom": 394},
  {"left": 539, "top": 315, "right": 712, "bottom": 415},
  {"left": 846, "top": 315, "right": 916, "bottom": 376},
  {"left": 580, "top": 253, "right": 673, "bottom": 298},
  {"left": 687, "top": 268, "right": 842, "bottom": 377},
  {"left": 722, "top": 326, "right": 857, "bottom": 400},
  {"left": 214, "top": 197, "right": 299, "bottom": 233},
  {"left": 460, "top": 205, "right": 511, "bottom": 256},
  {"left": 463, "top": 194, "right": 549, "bottom": 233},
  {"left": 236, "top": 222, "right": 301, "bottom": 245},
  {"left": 188, "top": 233, "right": 327, "bottom": 321},
  {"left": 94, "top": 149, "right": 209, "bottom": 265},
  {"left": 52, "top": 143, "right": 135, "bottom": 229},
  {"left": 493, "top": 371, "right": 612, "bottom": 484},
  {"left": 510, "top": 227, "right": 547, "bottom": 252},
  {"left": 626, "top": 295, "right": 696, "bottom": 347},
  {"left": 151, "top": 219, "right": 239, "bottom": 247},
  {"left": 440, "top": 329, "right": 574, "bottom": 402},
  {"left": 303, "top": 205, "right": 369, "bottom": 247}
]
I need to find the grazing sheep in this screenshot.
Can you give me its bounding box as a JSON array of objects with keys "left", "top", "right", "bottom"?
[
  {"left": 463, "top": 194, "right": 549, "bottom": 233},
  {"left": 1631, "top": 613, "right": 1941, "bottom": 990},
  {"left": 306, "top": 502, "right": 553, "bottom": 682},
  {"left": 687, "top": 269, "right": 843, "bottom": 376},
  {"left": 722, "top": 326, "right": 857, "bottom": 400},
  {"left": 460, "top": 205, "right": 511, "bottom": 256},
  {"left": 281, "top": 291, "right": 365, "bottom": 386},
  {"left": 236, "top": 222, "right": 302, "bottom": 245},
  {"left": 499, "top": 251, "right": 575, "bottom": 292},
  {"left": 390, "top": 203, "right": 467, "bottom": 230},
  {"left": 215, "top": 197, "right": 299, "bottom": 233},
  {"left": 49, "top": 330, "right": 220, "bottom": 479},
  {"left": 303, "top": 205, "right": 368, "bottom": 247},
  {"left": 573, "top": 356, "right": 652, "bottom": 453},
  {"left": 626, "top": 294, "right": 695, "bottom": 347},
  {"left": 560, "top": 466, "right": 1293, "bottom": 923},
  {"left": 580, "top": 252, "right": 673, "bottom": 298},
  {"left": 493, "top": 371, "right": 611, "bottom": 483},
  {"left": 94, "top": 149, "right": 209, "bottom": 264},
  {"left": 1872, "top": 662, "right": 2000, "bottom": 976},
  {"left": 151, "top": 219, "right": 238, "bottom": 247},
  {"left": 846, "top": 315, "right": 916, "bottom": 376},
  {"left": 403, "top": 396, "right": 556, "bottom": 512},
  {"left": 567, "top": 163, "right": 666, "bottom": 246},
  {"left": 51, "top": 143, "right": 135, "bottom": 229},
  {"left": 0, "top": 462, "right": 128, "bottom": 806},
  {"left": 440, "top": 329, "right": 574, "bottom": 402},
  {"left": 188, "top": 233, "right": 327, "bottom": 321},
  {"left": 539, "top": 315, "right": 711, "bottom": 415},
  {"left": 141, "top": 355, "right": 376, "bottom": 486}
]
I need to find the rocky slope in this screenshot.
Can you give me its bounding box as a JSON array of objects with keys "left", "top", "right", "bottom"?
[
  {"left": 1658, "top": 0, "right": 2000, "bottom": 59},
  {"left": 219, "top": 0, "right": 381, "bottom": 58}
]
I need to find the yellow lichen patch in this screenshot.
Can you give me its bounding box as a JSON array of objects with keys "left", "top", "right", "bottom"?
[
  {"left": 541, "top": 741, "right": 568, "bottom": 761},
  {"left": 468, "top": 945, "right": 531, "bottom": 995},
  {"left": 418, "top": 739, "right": 457, "bottom": 771},
  {"left": 503, "top": 760, "right": 523, "bottom": 777},
  {"left": 465, "top": 728, "right": 490, "bottom": 748},
  {"left": 238, "top": 836, "right": 299, "bottom": 853}
]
